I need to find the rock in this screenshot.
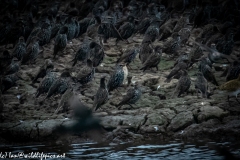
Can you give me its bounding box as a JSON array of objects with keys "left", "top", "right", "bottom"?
[{"left": 167, "top": 111, "right": 194, "bottom": 132}]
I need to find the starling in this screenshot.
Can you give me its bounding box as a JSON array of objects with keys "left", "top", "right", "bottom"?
[
  {"left": 26, "top": 26, "right": 41, "bottom": 46},
  {"left": 89, "top": 42, "right": 105, "bottom": 67},
  {"left": 44, "top": 72, "right": 71, "bottom": 100},
  {"left": 55, "top": 87, "right": 74, "bottom": 114},
  {"left": 219, "top": 74, "right": 240, "bottom": 106},
  {"left": 12, "top": 36, "right": 26, "bottom": 61},
  {"left": 75, "top": 59, "right": 95, "bottom": 85},
  {"left": 53, "top": 26, "right": 68, "bottom": 58},
  {"left": 172, "top": 70, "right": 191, "bottom": 98},
  {"left": 159, "top": 19, "right": 178, "bottom": 41},
  {"left": 139, "top": 43, "right": 153, "bottom": 64},
  {"left": 50, "top": 15, "right": 64, "bottom": 39},
  {"left": 134, "top": 17, "right": 151, "bottom": 34},
  {"left": 93, "top": 76, "right": 109, "bottom": 111},
  {"left": 35, "top": 71, "right": 56, "bottom": 98},
  {"left": 226, "top": 61, "right": 240, "bottom": 81},
  {"left": 32, "top": 59, "right": 54, "bottom": 83},
  {"left": 36, "top": 22, "right": 51, "bottom": 46},
  {"left": 116, "top": 15, "right": 135, "bottom": 44},
  {"left": 21, "top": 36, "right": 39, "bottom": 64},
  {"left": 165, "top": 61, "right": 188, "bottom": 83},
  {"left": 188, "top": 42, "right": 203, "bottom": 68},
  {"left": 140, "top": 45, "right": 162, "bottom": 72},
  {"left": 72, "top": 37, "right": 93, "bottom": 66},
  {"left": 178, "top": 28, "right": 191, "bottom": 45},
  {"left": 86, "top": 16, "right": 102, "bottom": 40},
  {"left": 173, "top": 16, "right": 189, "bottom": 32},
  {"left": 4, "top": 59, "right": 21, "bottom": 75},
  {"left": 198, "top": 57, "right": 213, "bottom": 71},
  {"left": 195, "top": 72, "right": 208, "bottom": 98},
  {"left": 117, "top": 82, "right": 142, "bottom": 109},
  {"left": 65, "top": 16, "right": 76, "bottom": 41},
  {"left": 201, "top": 64, "right": 219, "bottom": 86},
  {"left": 107, "top": 63, "right": 125, "bottom": 92},
  {"left": 1, "top": 72, "right": 21, "bottom": 93},
  {"left": 117, "top": 46, "right": 139, "bottom": 67},
  {"left": 161, "top": 35, "right": 181, "bottom": 57},
  {"left": 79, "top": 17, "right": 96, "bottom": 36},
  {"left": 142, "top": 18, "right": 161, "bottom": 44}
]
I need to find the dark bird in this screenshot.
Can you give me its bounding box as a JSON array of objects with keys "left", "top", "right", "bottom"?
[
  {"left": 32, "top": 59, "right": 54, "bottom": 83},
  {"left": 117, "top": 46, "right": 139, "bottom": 67},
  {"left": 72, "top": 37, "right": 93, "bottom": 66},
  {"left": 4, "top": 59, "right": 21, "bottom": 75},
  {"left": 107, "top": 63, "right": 125, "bottom": 92},
  {"left": 142, "top": 18, "right": 161, "bottom": 44},
  {"left": 225, "top": 61, "right": 240, "bottom": 81},
  {"left": 195, "top": 72, "right": 208, "bottom": 98},
  {"left": 159, "top": 19, "right": 178, "bottom": 41},
  {"left": 89, "top": 42, "right": 105, "bottom": 67},
  {"left": 79, "top": 17, "right": 96, "bottom": 36},
  {"left": 188, "top": 41, "right": 203, "bottom": 68},
  {"left": 1, "top": 72, "right": 21, "bottom": 93},
  {"left": 139, "top": 43, "right": 153, "bottom": 64},
  {"left": 201, "top": 64, "right": 219, "bottom": 86},
  {"left": 21, "top": 36, "right": 39, "bottom": 64},
  {"left": 165, "top": 61, "right": 188, "bottom": 83},
  {"left": 173, "top": 16, "right": 189, "bottom": 32},
  {"left": 140, "top": 45, "right": 162, "bottom": 72},
  {"left": 44, "top": 72, "right": 71, "bottom": 100},
  {"left": 161, "top": 34, "right": 181, "bottom": 57},
  {"left": 12, "top": 36, "right": 26, "bottom": 61},
  {"left": 53, "top": 26, "right": 68, "bottom": 58},
  {"left": 219, "top": 74, "right": 240, "bottom": 106},
  {"left": 55, "top": 88, "right": 74, "bottom": 114},
  {"left": 36, "top": 22, "right": 51, "bottom": 46},
  {"left": 116, "top": 15, "right": 135, "bottom": 44},
  {"left": 117, "top": 82, "right": 142, "bottom": 109},
  {"left": 26, "top": 26, "right": 41, "bottom": 46},
  {"left": 172, "top": 70, "right": 191, "bottom": 98},
  {"left": 75, "top": 59, "right": 95, "bottom": 85},
  {"left": 93, "top": 76, "right": 109, "bottom": 111},
  {"left": 50, "top": 15, "right": 64, "bottom": 39},
  {"left": 65, "top": 16, "right": 76, "bottom": 41},
  {"left": 35, "top": 71, "right": 56, "bottom": 98}
]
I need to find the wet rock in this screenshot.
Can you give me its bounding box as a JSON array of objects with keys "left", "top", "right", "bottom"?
[{"left": 167, "top": 111, "right": 194, "bottom": 132}]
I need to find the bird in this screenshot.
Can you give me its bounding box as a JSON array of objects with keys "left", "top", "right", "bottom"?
[
  {"left": 53, "top": 26, "right": 68, "bottom": 58},
  {"left": 225, "top": 61, "right": 240, "bottom": 81},
  {"left": 195, "top": 72, "right": 208, "bottom": 98},
  {"left": 35, "top": 71, "right": 56, "bottom": 98},
  {"left": 44, "top": 71, "right": 71, "bottom": 100},
  {"left": 36, "top": 22, "right": 51, "bottom": 46},
  {"left": 107, "top": 63, "right": 125, "bottom": 92},
  {"left": 75, "top": 59, "right": 95, "bottom": 85},
  {"left": 172, "top": 70, "right": 191, "bottom": 98},
  {"left": 32, "top": 59, "right": 54, "bottom": 83},
  {"left": 117, "top": 82, "right": 142, "bottom": 109},
  {"left": 200, "top": 64, "right": 219, "bottom": 86},
  {"left": 93, "top": 76, "right": 109, "bottom": 111},
  {"left": 142, "top": 18, "right": 161, "bottom": 44},
  {"left": 165, "top": 61, "right": 188, "bottom": 83},
  {"left": 117, "top": 46, "right": 139, "bottom": 67},
  {"left": 11, "top": 36, "right": 26, "bottom": 61},
  {"left": 161, "top": 33, "right": 181, "bottom": 58},
  {"left": 4, "top": 59, "right": 21, "bottom": 75},
  {"left": 188, "top": 41, "right": 203, "bottom": 68},
  {"left": 89, "top": 42, "right": 105, "bottom": 67},
  {"left": 140, "top": 45, "right": 162, "bottom": 72},
  {"left": 55, "top": 87, "right": 74, "bottom": 114},
  {"left": 173, "top": 16, "right": 189, "bottom": 33},
  {"left": 219, "top": 74, "right": 240, "bottom": 106},
  {"left": 21, "top": 36, "right": 40, "bottom": 64},
  {"left": 1, "top": 72, "right": 22, "bottom": 93},
  {"left": 65, "top": 16, "right": 76, "bottom": 41},
  {"left": 139, "top": 43, "right": 153, "bottom": 64}
]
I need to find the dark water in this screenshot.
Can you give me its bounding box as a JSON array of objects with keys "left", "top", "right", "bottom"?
[{"left": 0, "top": 140, "right": 240, "bottom": 160}]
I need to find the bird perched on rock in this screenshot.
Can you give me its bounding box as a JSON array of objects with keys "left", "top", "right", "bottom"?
[
  {"left": 219, "top": 74, "right": 240, "bottom": 106},
  {"left": 79, "top": 17, "right": 96, "bottom": 36},
  {"left": 72, "top": 37, "right": 93, "bottom": 66},
  {"left": 140, "top": 45, "right": 162, "bottom": 72},
  {"left": 35, "top": 71, "right": 56, "bottom": 98},
  {"left": 142, "top": 18, "right": 161, "bottom": 44},
  {"left": 4, "top": 59, "right": 21, "bottom": 75},
  {"left": 21, "top": 36, "right": 39, "bottom": 64},
  {"left": 173, "top": 16, "right": 189, "bottom": 33},
  {"left": 75, "top": 59, "right": 95, "bottom": 85},
  {"left": 65, "top": 16, "right": 76, "bottom": 41},
  {"left": 50, "top": 15, "right": 64, "bottom": 39},
  {"left": 1, "top": 72, "right": 22, "bottom": 93},
  {"left": 53, "top": 26, "right": 68, "bottom": 58},
  {"left": 89, "top": 42, "right": 105, "bottom": 67},
  {"left": 117, "top": 82, "right": 142, "bottom": 109},
  {"left": 195, "top": 72, "right": 208, "bottom": 98},
  {"left": 139, "top": 43, "right": 153, "bottom": 64},
  {"left": 172, "top": 70, "right": 191, "bottom": 98},
  {"left": 32, "top": 59, "right": 54, "bottom": 83},
  {"left": 165, "top": 61, "right": 188, "bottom": 83},
  {"left": 93, "top": 76, "right": 108, "bottom": 111},
  {"left": 12, "top": 36, "right": 26, "bottom": 61},
  {"left": 55, "top": 87, "right": 74, "bottom": 114},
  {"left": 44, "top": 71, "right": 71, "bottom": 100},
  {"left": 36, "top": 22, "right": 51, "bottom": 46},
  {"left": 117, "top": 46, "right": 139, "bottom": 67},
  {"left": 188, "top": 41, "right": 203, "bottom": 68},
  {"left": 200, "top": 64, "right": 219, "bottom": 86},
  {"left": 107, "top": 63, "right": 125, "bottom": 92},
  {"left": 116, "top": 15, "right": 135, "bottom": 45},
  {"left": 161, "top": 34, "right": 181, "bottom": 57}
]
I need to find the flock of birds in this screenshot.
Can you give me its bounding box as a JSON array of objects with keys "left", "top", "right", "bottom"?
[{"left": 0, "top": 0, "right": 240, "bottom": 116}]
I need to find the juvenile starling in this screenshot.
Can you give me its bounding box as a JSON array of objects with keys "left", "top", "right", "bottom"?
[
  {"left": 201, "top": 64, "right": 219, "bottom": 86},
  {"left": 21, "top": 36, "right": 39, "bottom": 64},
  {"left": 195, "top": 72, "right": 208, "bottom": 98},
  {"left": 165, "top": 61, "right": 188, "bottom": 83},
  {"left": 226, "top": 61, "right": 240, "bottom": 81},
  {"left": 172, "top": 70, "right": 191, "bottom": 98},
  {"left": 107, "top": 63, "right": 125, "bottom": 92},
  {"left": 53, "top": 26, "right": 68, "bottom": 58},
  {"left": 117, "top": 46, "right": 139, "bottom": 67},
  {"left": 55, "top": 88, "right": 74, "bottom": 114},
  {"left": 75, "top": 59, "right": 95, "bottom": 85},
  {"left": 72, "top": 37, "right": 92, "bottom": 66},
  {"left": 219, "top": 74, "right": 240, "bottom": 106},
  {"left": 12, "top": 36, "right": 26, "bottom": 61},
  {"left": 44, "top": 72, "right": 71, "bottom": 100},
  {"left": 140, "top": 45, "right": 162, "bottom": 72},
  {"left": 32, "top": 59, "right": 54, "bottom": 83},
  {"left": 117, "top": 82, "right": 142, "bottom": 109},
  {"left": 93, "top": 76, "right": 109, "bottom": 111},
  {"left": 35, "top": 71, "right": 56, "bottom": 98}
]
